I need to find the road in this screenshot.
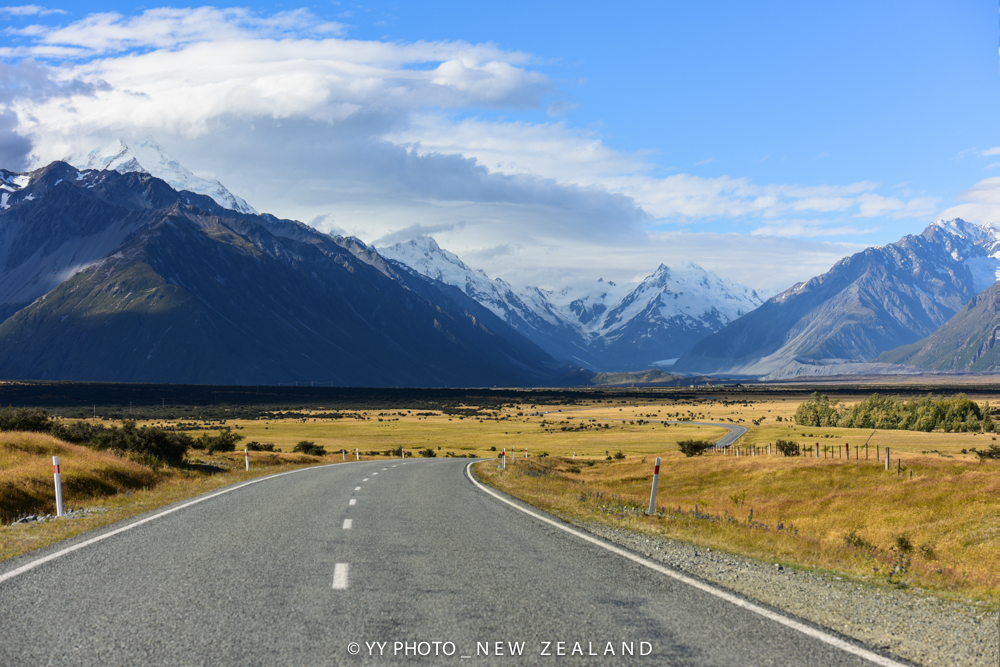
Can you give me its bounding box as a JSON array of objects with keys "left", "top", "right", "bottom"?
[{"left": 0, "top": 458, "right": 908, "bottom": 666}]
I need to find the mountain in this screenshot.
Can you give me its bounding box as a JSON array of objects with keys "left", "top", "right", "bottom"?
[
  {"left": 72, "top": 139, "right": 257, "bottom": 215},
  {"left": 877, "top": 282, "right": 1000, "bottom": 371},
  {"left": 378, "top": 236, "right": 764, "bottom": 371},
  {"left": 0, "top": 161, "right": 566, "bottom": 386},
  {"left": 673, "top": 219, "right": 1000, "bottom": 378}
]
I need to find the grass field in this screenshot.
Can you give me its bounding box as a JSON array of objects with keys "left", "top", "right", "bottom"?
[{"left": 2, "top": 391, "right": 998, "bottom": 605}]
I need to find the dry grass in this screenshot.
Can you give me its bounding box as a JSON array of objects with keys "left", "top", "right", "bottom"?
[
  {"left": 0, "top": 431, "right": 160, "bottom": 523},
  {"left": 5, "top": 392, "right": 999, "bottom": 606},
  {"left": 475, "top": 446, "right": 1000, "bottom": 603}
]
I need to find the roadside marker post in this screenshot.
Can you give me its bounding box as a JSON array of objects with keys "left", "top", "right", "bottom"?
[
  {"left": 342, "top": 449, "right": 345, "bottom": 461},
  {"left": 244, "top": 449, "right": 249, "bottom": 471},
  {"left": 647, "top": 457, "right": 661, "bottom": 515},
  {"left": 525, "top": 448, "right": 527, "bottom": 458},
  {"left": 356, "top": 448, "right": 359, "bottom": 460},
  {"left": 502, "top": 448, "right": 506, "bottom": 470},
  {"left": 52, "top": 456, "right": 64, "bottom": 517}
]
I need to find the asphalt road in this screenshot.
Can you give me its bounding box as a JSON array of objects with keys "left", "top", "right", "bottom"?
[{"left": 0, "top": 458, "right": 908, "bottom": 666}]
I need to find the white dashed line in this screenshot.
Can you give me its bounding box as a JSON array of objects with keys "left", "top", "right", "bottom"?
[
  {"left": 363, "top": 478, "right": 369, "bottom": 482},
  {"left": 355, "top": 486, "right": 361, "bottom": 491},
  {"left": 349, "top": 499, "right": 356, "bottom": 506},
  {"left": 332, "top": 563, "right": 349, "bottom": 589},
  {"left": 342, "top": 519, "right": 352, "bottom": 530},
  {"left": 392, "top": 465, "right": 397, "bottom": 468},
  {"left": 372, "top": 473, "right": 378, "bottom": 476},
  {"left": 382, "top": 468, "right": 388, "bottom": 470}
]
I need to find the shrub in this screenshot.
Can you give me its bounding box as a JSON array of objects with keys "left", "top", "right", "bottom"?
[
  {"left": 970, "top": 444, "right": 1000, "bottom": 460},
  {"left": 775, "top": 439, "right": 801, "bottom": 456},
  {"left": 88, "top": 421, "right": 192, "bottom": 466},
  {"left": 293, "top": 441, "right": 326, "bottom": 456},
  {"left": 199, "top": 428, "right": 244, "bottom": 454},
  {"left": 0, "top": 407, "right": 51, "bottom": 433},
  {"left": 678, "top": 439, "right": 712, "bottom": 457},
  {"left": 245, "top": 441, "right": 275, "bottom": 452},
  {"left": 419, "top": 448, "right": 436, "bottom": 457},
  {"left": 612, "top": 450, "right": 625, "bottom": 460}
]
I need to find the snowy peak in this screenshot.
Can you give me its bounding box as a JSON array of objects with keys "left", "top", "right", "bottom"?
[
  {"left": 931, "top": 218, "right": 994, "bottom": 245},
  {"left": 73, "top": 138, "right": 257, "bottom": 215},
  {"left": 378, "top": 236, "right": 478, "bottom": 283},
  {"left": 378, "top": 235, "right": 766, "bottom": 370}
]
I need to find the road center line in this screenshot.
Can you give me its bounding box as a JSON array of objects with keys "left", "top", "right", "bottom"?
[
  {"left": 362, "top": 478, "right": 369, "bottom": 482},
  {"left": 465, "top": 463, "right": 908, "bottom": 667},
  {"left": 349, "top": 499, "right": 356, "bottom": 506},
  {"left": 354, "top": 486, "right": 361, "bottom": 491},
  {"left": 342, "top": 519, "right": 352, "bottom": 530},
  {"left": 332, "top": 563, "right": 349, "bottom": 589}
]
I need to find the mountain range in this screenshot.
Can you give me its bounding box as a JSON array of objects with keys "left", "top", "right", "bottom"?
[
  {"left": 378, "top": 236, "right": 764, "bottom": 371},
  {"left": 673, "top": 219, "right": 1000, "bottom": 379},
  {"left": 0, "top": 160, "right": 571, "bottom": 385},
  {"left": 4, "top": 137, "right": 1000, "bottom": 384}
]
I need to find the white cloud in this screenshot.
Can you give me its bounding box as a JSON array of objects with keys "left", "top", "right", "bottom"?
[
  {"left": 938, "top": 176, "right": 1000, "bottom": 224},
  {"left": 983, "top": 146, "right": 1000, "bottom": 156},
  {"left": 0, "top": 6, "right": 948, "bottom": 294},
  {"left": 0, "top": 5, "right": 65, "bottom": 17}
]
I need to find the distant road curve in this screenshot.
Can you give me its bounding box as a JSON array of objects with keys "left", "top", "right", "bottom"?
[{"left": 529, "top": 408, "right": 748, "bottom": 449}]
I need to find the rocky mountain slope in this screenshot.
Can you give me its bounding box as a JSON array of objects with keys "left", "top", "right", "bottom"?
[
  {"left": 0, "top": 162, "right": 565, "bottom": 386},
  {"left": 379, "top": 236, "right": 764, "bottom": 371},
  {"left": 877, "top": 281, "right": 1000, "bottom": 372},
  {"left": 673, "top": 219, "right": 1000, "bottom": 377}
]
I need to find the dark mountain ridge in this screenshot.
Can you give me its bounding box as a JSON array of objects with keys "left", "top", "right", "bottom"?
[{"left": 0, "top": 162, "right": 571, "bottom": 386}]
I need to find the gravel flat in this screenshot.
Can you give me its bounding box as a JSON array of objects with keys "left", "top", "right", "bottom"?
[
  {"left": 0, "top": 458, "right": 926, "bottom": 666},
  {"left": 577, "top": 522, "right": 998, "bottom": 667}
]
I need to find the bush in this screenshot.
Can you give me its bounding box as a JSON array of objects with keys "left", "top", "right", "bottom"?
[
  {"left": 775, "top": 439, "right": 801, "bottom": 456},
  {"left": 419, "top": 448, "right": 436, "bottom": 457},
  {"left": 612, "top": 450, "right": 625, "bottom": 460},
  {"left": 970, "top": 444, "right": 1000, "bottom": 460},
  {"left": 199, "top": 428, "right": 244, "bottom": 454},
  {"left": 88, "top": 421, "right": 192, "bottom": 466},
  {"left": 0, "top": 407, "right": 51, "bottom": 433},
  {"left": 677, "top": 439, "right": 712, "bottom": 457},
  {"left": 245, "top": 441, "right": 275, "bottom": 452},
  {"left": 293, "top": 441, "right": 326, "bottom": 456}
]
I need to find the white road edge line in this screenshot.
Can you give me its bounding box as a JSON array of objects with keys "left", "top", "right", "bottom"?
[
  {"left": 0, "top": 463, "right": 340, "bottom": 585},
  {"left": 343, "top": 519, "right": 353, "bottom": 530},
  {"left": 464, "top": 462, "right": 908, "bottom": 667},
  {"left": 332, "top": 563, "right": 349, "bottom": 589}
]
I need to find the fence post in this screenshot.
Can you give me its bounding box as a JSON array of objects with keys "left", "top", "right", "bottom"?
[
  {"left": 52, "top": 456, "right": 64, "bottom": 517},
  {"left": 885, "top": 446, "right": 890, "bottom": 471},
  {"left": 647, "top": 458, "right": 661, "bottom": 515}
]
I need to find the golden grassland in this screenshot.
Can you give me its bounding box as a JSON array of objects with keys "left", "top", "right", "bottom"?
[{"left": 2, "top": 392, "right": 998, "bottom": 605}]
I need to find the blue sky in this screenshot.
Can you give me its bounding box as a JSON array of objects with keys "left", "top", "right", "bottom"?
[{"left": 1, "top": 1, "right": 998, "bottom": 291}]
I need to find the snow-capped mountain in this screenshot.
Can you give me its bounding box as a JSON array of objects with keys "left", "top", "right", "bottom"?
[
  {"left": 674, "top": 218, "right": 1000, "bottom": 378},
  {"left": 72, "top": 138, "right": 257, "bottom": 214},
  {"left": 378, "top": 236, "right": 765, "bottom": 370}
]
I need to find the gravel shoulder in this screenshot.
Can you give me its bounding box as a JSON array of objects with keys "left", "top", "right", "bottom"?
[{"left": 575, "top": 520, "right": 997, "bottom": 667}]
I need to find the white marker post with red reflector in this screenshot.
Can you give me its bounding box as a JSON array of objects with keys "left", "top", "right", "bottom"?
[
  {"left": 355, "top": 448, "right": 359, "bottom": 461},
  {"left": 244, "top": 448, "right": 249, "bottom": 471},
  {"left": 647, "top": 457, "right": 661, "bottom": 515},
  {"left": 52, "top": 456, "right": 64, "bottom": 517},
  {"left": 502, "top": 448, "right": 506, "bottom": 470}
]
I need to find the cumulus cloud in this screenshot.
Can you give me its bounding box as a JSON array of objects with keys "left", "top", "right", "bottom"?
[
  {"left": 0, "top": 6, "right": 947, "bottom": 293},
  {"left": 938, "top": 176, "right": 1000, "bottom": 224}
]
